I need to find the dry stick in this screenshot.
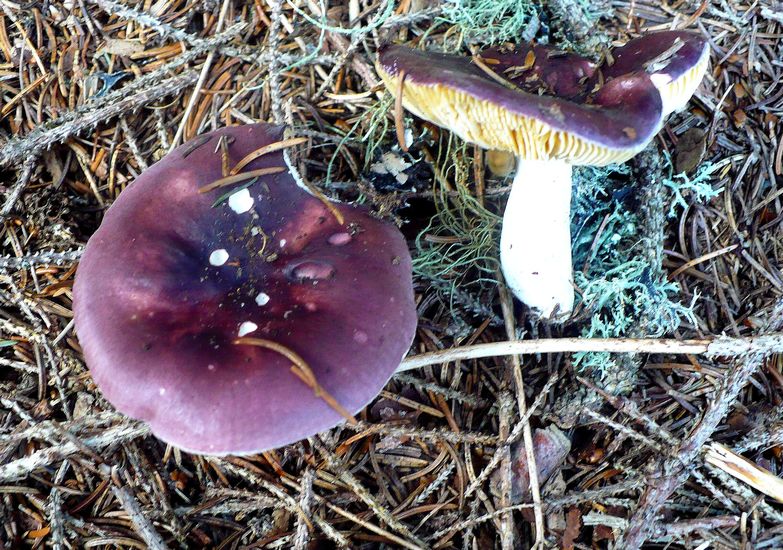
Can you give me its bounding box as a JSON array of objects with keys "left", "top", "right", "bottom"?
[
  {"left": 119, "top": 118, "right": 149, "bottom": 171},
  {"left": 112, "top": 484, "right": 170, "bottom": 550},
  {"left": 292, "top": 469, "right": 315, "bottom": 550},
  {"left": 216, "top": 460, "right": 352, "bottom": 548},
  {"left": 0, "top": 422, "right": 149, "bottom": 482},
  {"left": 0, "top": 248, "right": 83, "bottom": 270},
  {"left": 48, "top": 461, "right": 69, "bottom": 550},
  {"left": 705, "top": 442, "right": 783, "bottom": 503},
  {"left": 346, "top": 421, "right": 498, "bottom": 445},
  {"left": 169, "top": 0, "right": 232, "bottom": 151},
  {"left": 496, "top": 393, "right": 515, "bottom": 550},
  {"left": 465, "top": 373, "right": 559, "bottom": 498},
  {"left": 267, "top": 0, "right": 285, "bottom": 124},
  {"left": 497, "top": 280, "right": 544, "bottom": 550},
  {"left": 432, "top": 481, "right": 642, "bottom": 543},
  {"left": 312, "top": 438, "right": 426, "bottom": 547},
  {"left": 0, "top": 156, "right": 37, "bottom": 223},
  {"left": 0, "top": 22, "right": 243, "bottom": 168},
  {"left": 396, "top": 333, "right": 783, "bottom": 372},
  {"left": 89, "top": 0, "right": 254, "bottom": 62},
  {"left": 618, "top": 301, "right": 783, "bottom": 549},
  {"left": 0, "top": 71, "right": 199, "bottom": 168},
  {"left": 654, "top": 515, "right": 740, "bottom": 540}
]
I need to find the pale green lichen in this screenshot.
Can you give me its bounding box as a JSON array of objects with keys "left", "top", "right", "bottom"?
[
  {"left": 362, "top": 95, "right": 395, "bottom": 169},
  {"left": 663, "top": 156, "right": 722, "bottom": 217},
  {"left": 441, "top": 0, "right": 541, "bottom": 44},
  {"left": 413, "top": 136, "right": 501, "bottom": 318},
  {"left": 570, "top": 160, "right": 700, "bottom": 389}
]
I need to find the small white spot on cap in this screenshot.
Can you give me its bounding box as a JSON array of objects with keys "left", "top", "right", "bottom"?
[
  {"left": 238, "top": 321, "right": 258, "bottom": 337},
  {"left": 207, "top": 364, "right": 216, "bottom": 371},
  {"left": 159, "top": 387, "right": 166, "bottom": 395},
  {"left": 255, "top": 292, "right": 270, "bottom": 306},
  {"left": 279, "top": 239, "right": 287, "bottom": 248},
  {"left": 209, "top": 249, "right": 229, "bottom": 266},
  {"left": 228, "top": 188, "right": 254, "bottom": 214}
]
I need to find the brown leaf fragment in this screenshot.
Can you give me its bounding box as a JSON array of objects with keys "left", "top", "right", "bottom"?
[
  {"left": 490, "top": 425, "right": 571, "bottom": 502},
  {"left": 561, "top": 507, "right": 582, "bottom": 550},
  {"left": 523, "top": 50, "right": 536, "bottom": 70},
  {"left": 674, "top": 127, "right": 707, "bottom": 174},
  {"left": 733, "top": 108, "right": 748, "bottom": 128}
]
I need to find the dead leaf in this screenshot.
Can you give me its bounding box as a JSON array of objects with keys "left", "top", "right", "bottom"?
[
  {"left": 675, "top": 127, "right": 707, "bottom": 174},
  {"left": 562, "top": 507, "right": 582, "bottom": 550}
]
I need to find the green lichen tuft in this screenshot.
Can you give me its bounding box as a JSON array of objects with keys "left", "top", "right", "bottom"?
[
  {"left": 413, "top": 136, "right": 501, "bottom": 318},
  {"left": 663, "top": 155, "right": 722, "bottom": 217},
  {"left": 569, "top": 161, "right": 699, "bottom": 390},
  {"left": 441, "top": 0, "right": 541, "bottom": 45}
]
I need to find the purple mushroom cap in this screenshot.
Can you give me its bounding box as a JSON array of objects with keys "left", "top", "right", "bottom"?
[
  {"left": 604, "top": 30, "right": 708, "bottom": 82},
  {"left": 604, "top": 30, "right": 710, "bottom": 115},
  {"left": 478, "top": 44, "right": 598, "bottom": 100},
  {"left": 377, "top": 44, "right": 663, "bottom": 164},
  {"left": 73, "top": 123, "right": 417, "bottom": 455}
]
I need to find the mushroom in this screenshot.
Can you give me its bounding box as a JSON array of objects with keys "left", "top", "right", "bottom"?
[
  {"left": 73, "top": 123, "right": 417, "bottom": 455},
  {"left": 376, "top": 31, "right": 709, "bottom": 319}
]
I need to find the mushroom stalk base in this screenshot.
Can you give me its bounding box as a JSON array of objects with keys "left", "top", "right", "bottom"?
[{"left": 500, "top": 159, "right": 574, "bottom": 319}]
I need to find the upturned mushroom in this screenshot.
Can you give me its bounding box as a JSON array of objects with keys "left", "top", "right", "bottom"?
[
  {"left": 73, "top": 123, "right": 417, "bottom": 455},
  {"left": 377, "top": 31, "right": 709, "bottom": 319}
]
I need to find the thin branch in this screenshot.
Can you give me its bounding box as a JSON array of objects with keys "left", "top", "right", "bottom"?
[
  {"left": 112, "top": 483, "right": 170, "bottom": 550},
  {"left": 618, "top": 301, "right": 783, "bottom": 549},
  {"left": 397, "top": 334, "right": 783, "bottom": 371},
  {"left": 0, "top": 156, "right": 37, "bottom": 223},
  {"left": 0, "top": 72, "right": 199, "bottom": 168}
]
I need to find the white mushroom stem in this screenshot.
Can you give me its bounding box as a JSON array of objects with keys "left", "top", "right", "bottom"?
[{"left": 499, "top": 159, "right": 575, "bottom": 319}]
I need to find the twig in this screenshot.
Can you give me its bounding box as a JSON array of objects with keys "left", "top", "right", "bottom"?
[
  {"left": 705, "top": 442, "right": 783, "bottom": 503},
  {"left": 312, "top": 438, "right": 425, "bottom": 547},
  {"left": 112, "top": 483, "right": 170, "bottom": 550},
  {"left": 431, "top": 481, "right": 642, "bottom": 543},
  {"left": 89, "top": 0, "right": 253, "bottom": 61},
  {"left": 397, "top": 334, "right": 783, "bottom": 371},
  {"left": 292, "top": 469, "right": 314, "bottom": 550},
  {"left": 618, "top": 301, "right": 783, "bottom": 549},
  {"left": 0, "top": 248, "right": 84, "bottom": 270},
  {"left": 465, "top": 373, "right": 558, "bottom": 498},
  {"left": 0, "top": 72, "right": 199, "bottom": 168},
  {"left": 497, "top": 278, "right": 544, "bottom": 549},
  {"left": 0, "top": 422, "right": 149, "bottom": 482},
  {"left": 267, "top": 0, "right": 284, "bottom": 124},
  {"left": 652, "top": 515, "right": 740, "bottom": 540},
  {"left": 0, "top": 156, "right": 37, "bottom": 223}
]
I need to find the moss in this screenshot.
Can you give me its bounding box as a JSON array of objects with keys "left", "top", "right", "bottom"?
[{"left": 362, "top": 95, "right": 395, "bottom": 169}]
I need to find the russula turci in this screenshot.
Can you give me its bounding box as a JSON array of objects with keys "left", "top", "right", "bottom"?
[
  {"left": 73, "top": 123, "right": 417, "bottom": 455},
  {"left": 377, "top": 31, "right": 709, "bottom": 319}
]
